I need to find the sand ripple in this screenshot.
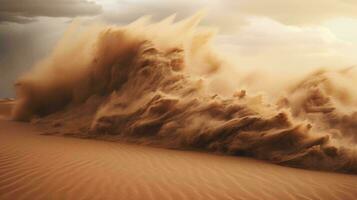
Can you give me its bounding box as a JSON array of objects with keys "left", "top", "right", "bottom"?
[{"left": 0, "top": 119, "right": 357, "bottom": 200}]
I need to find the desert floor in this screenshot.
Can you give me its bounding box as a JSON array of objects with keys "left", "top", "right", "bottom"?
[{"left": 0, "top": 101, "right": 357, "bottom": 200}]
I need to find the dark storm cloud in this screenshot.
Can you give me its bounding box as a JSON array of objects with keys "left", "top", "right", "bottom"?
[
  {"left": 0, "top": 12, "right": 35, "bottom": 24},
  {"left": 0, "top": 0, "right": 102, "bottom": 23},
  {"left": 0, "top": 19, "right": 66, "bottom": 97}
]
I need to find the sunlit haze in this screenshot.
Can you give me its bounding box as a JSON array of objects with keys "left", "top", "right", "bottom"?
[{"left": 1, "top": 0, "right": 357, "bottom": 97}]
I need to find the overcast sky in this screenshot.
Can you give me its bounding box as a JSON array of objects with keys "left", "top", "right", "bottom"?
[{"left": 1, "top": 0, "right": 357, "bottom": 97}]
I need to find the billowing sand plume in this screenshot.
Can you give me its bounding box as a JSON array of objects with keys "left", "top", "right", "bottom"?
[{"left": 12, "top": 14, "right": 357, "bottom": 173}]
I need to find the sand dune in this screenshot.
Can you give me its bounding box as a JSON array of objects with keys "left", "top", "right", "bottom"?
[
  {"left": 1, "top": 101, "right": 357, "bottom": 200},
  {"left": 12, "top": 16, "right": 357, "bottom": 173}
]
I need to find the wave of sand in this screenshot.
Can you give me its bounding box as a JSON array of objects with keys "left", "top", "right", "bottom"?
[
  {"left": 1, "top": 102, "right": 357, "bottom": 200},
  {"left": 11, "top": 14, "right": 357, "bottom": 173}
]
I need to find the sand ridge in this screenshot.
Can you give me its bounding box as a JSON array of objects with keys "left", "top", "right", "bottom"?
[{"left": 1, "top": 101, "right": 357, "bottom": 200}]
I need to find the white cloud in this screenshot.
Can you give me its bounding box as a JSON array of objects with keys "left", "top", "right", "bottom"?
[
  {"left": 216, "top": 17, "right": 357, "bottom": 71},
  {"left": 232, "top": 0, "right": 357, "bottom": 25}
]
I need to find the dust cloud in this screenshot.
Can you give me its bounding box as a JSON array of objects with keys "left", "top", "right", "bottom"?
[{"left": 12, "top": 14, "right": 357, "bottom": 173}]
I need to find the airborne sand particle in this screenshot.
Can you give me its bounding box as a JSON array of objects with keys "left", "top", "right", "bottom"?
[{"left": 12, "top": 14, "right": 357, "bottom": 173}]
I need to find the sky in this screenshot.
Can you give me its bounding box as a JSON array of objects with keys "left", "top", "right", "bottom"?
[{"left": 1, "top": 0, "right": 357, "bottom": 97}]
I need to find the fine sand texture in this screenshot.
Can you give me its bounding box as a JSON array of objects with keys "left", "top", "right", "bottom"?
[
  {"left": 1, "top": 101, "right": 357, "bottom": 200},
  {"left": 0, "top": 99, "right": 13, "bottom": 120}
]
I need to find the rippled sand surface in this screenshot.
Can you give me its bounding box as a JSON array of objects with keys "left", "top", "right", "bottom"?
[{"left": 1, "top": 101, "right": 357, "bottom": 200}]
